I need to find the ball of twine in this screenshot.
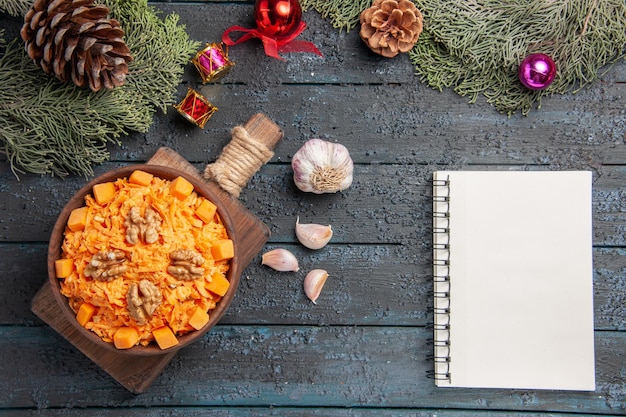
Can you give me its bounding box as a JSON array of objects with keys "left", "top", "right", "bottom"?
[{"left": 204, "top": 125, "right": 274, "bottom": 197}]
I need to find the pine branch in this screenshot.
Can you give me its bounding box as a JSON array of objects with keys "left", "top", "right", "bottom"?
[
  {"left": 0, "top": 0, "right": 31, "bottom": 16},
  {"left": 410, "top": 0, "right": 626, "bottom": 115},
  {"left": 0, "top": 39, "right": 149, "bottom": 177},
  {"left": 105, "top": 0, "right": 201, "bottom": 113},
  {"left": 0, "top": 0, "right": 200, "bottom": 177},
  {"left": 302, "top": 0, "right": 626, "bottom": 115},
  {"left": 300, "top": 0, "right": 372, "bottom": 31}
]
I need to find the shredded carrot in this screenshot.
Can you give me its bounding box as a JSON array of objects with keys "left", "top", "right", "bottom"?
[{"left": 59, "top": 173, "right": 230, "bottom": 347}]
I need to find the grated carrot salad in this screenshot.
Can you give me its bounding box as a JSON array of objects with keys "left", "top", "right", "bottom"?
[{"left": 59, "top": 173, "right": 231, "bottom": 347}]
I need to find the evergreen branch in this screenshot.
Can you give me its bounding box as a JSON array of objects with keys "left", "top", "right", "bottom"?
[
  {"left": 105, "top": 0, "right": 201, "bottom": 113},
  {"left": 0, "top": 39, "right": 148, "bottom": 176},
  {"left": 302, "top": 0, "right": 626, "bottom": 115},
  {"left": 0, "top": 0, "right": 31, "bottom": 16},
  {"left": 300, "top": 0, "right": 372, "bottom": 31},
  {"left": 410, "top": 0, "right": 626, "bottom": 115},
  {"left": 0, "top": 0, "right": 199, "bottom": 177}
]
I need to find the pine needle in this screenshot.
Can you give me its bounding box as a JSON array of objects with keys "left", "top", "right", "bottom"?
[
  {"left": 302, "top": 0, "right": 626, "bottom": 115},
  {"left": 411, "top": 0, "right": 626, "bottom": 115},
  {"left": 301, "top": 0, "right": 372, "bottom": 31},
  {"left": 0, "top": 0, "right": 200, "bottom": 177},
  {"left": 0, "top": 0, "right": 31, "bottom": 16},
  {"left": 0, "top": 38, "right": 148, "bottom": 176},
  {"left": 107, "top": 0, "right": 200, "bottom": 113}
]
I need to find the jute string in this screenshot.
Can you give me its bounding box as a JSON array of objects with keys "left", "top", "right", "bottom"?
[{"left": 204, "top": 125, "right": 274, "bottom": 198}]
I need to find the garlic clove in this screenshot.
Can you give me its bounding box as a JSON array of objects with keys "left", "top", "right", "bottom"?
[
  {"left": 291, "top": 138, "right": 354, "bottom": 194},
  {"left": 303, "top": 269, "right": 329, "bottom": 304},
  {"left": 261, "top": 248, "right": 299, "bottom": 272},
  {"left": 295, "top": 216, "right": 333, "bottom": 250}
]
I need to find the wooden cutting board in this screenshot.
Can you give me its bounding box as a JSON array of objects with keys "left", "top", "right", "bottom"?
[{"left": 31, "top": 132, "right": 275, "bottom": 393}]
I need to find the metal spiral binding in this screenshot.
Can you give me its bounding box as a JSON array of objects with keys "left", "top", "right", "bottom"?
[{"left": 432, "top": 175, "right": 451, "bottom": 383}]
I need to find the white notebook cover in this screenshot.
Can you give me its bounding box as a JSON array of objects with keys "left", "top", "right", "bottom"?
[{"left": 432, "top": 171, "right": 595, "bottom": 390}]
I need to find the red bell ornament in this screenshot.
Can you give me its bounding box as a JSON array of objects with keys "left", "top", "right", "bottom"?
[
  {"left": 254, "top": 0, "right": 302, "bottom": 39},
  {"left": 222, "top": 0, "right": 322, "bottom": 60}
]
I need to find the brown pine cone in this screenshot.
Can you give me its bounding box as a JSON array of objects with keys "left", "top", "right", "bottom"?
[
  {"left": 359, "top": 0, "right": 423, "bottom": 58},
  {"left": 20, "top": 0, "right": 133, "bottom": 92}
]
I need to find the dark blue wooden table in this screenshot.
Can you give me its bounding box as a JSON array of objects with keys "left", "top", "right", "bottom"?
[{"left": 1, "top": 1, "right": 625, "bottom": 415}]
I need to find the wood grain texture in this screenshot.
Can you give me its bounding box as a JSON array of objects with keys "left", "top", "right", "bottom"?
[
  {"left": 0, "top": 1, "right": 625, "bottom": 415},
  {"left": 242, "top": 112, "right": 284, "bottom": 149},
  {"left": 0, "top": 326, "right": 624, "bottom": 411},
  {"left": 0, "top": 411, "right": 613, "bottom": 417},
  {"left": 3, "top": 244, "right": 625, "bottom": 330},
  {"left": 2, "top": 163, "right": 625, "bottom": 247}
]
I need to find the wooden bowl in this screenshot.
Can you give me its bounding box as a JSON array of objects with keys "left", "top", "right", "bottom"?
[{"left": 47, "top": 165, "right": 239, "bottom": 356}]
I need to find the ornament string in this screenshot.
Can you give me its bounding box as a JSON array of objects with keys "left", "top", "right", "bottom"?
[
  {"left": 204, "top": 125, "right": 275, "bottom": 198},
  {"left": 222, "top": 21, "right": 322, "bottom": 60}
]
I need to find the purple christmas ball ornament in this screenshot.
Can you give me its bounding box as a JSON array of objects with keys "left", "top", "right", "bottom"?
[{"left": 518, "top": 53, "right": 557, "bottom": 90}]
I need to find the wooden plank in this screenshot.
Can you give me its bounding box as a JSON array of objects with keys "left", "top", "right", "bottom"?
[
  {"left": 0, "top": 325, "right": 623, "bottom": 412},
  {"left": 101, "top": 2, "right": 626, "bottom": 167},
  {"left": 3, "top": 7, "right": 625, "bottom": 168},
  {"left": 1, "top": 2, "right": 624, "bottom": 415},
  {"left": 2, "top": 163, "right": 624, "bottom": 247},
  {"left": 0, "top": 408, "right": 611, "bottom": 417},
  {"left": 4, "top": 243, "right": 624, "bottom": 330},
  {"left": 105, "top": 83, "right": 626, "bottom": 166},
  {"left": 240, "top": 164, "right": 626, "bottom": 248}
]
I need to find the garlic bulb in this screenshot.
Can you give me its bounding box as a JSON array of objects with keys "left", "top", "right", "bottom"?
[
  {"left": 303, "top": 269, "right": 329, "bottom": 304},
  {"left": 261, "top": 248, "right": 299, "bottom": 272},
  {"left": 291, "top": 139, "right": 353, "bottom": 194},
  {"left": 295, "top": 216, "right": 333, "bottom": 250}
]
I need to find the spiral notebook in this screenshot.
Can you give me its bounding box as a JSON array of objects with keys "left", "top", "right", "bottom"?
[{"left": 432, "top": 171, "right": 595, "bottom": 391}]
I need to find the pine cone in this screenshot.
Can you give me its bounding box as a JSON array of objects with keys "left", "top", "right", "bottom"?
[
  {"left": 359, "top": 0, "right": 423, "bottom": 58},
  {"left": 20, "top": 0, "right": 132, "bottom": 92}
]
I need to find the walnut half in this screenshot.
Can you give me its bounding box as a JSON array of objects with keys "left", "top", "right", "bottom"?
[
  {"left": 124, "top": 206, "right": 162, "bottom": 245},
  {"left": 127, "top": 279, "right": 162, "bottom": 325},
  {"left": 167, "top": 249, "right": 205, "bottom": 281},
  {"left": 84, "top": 250, "right": 128, "bottom": 282}
]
